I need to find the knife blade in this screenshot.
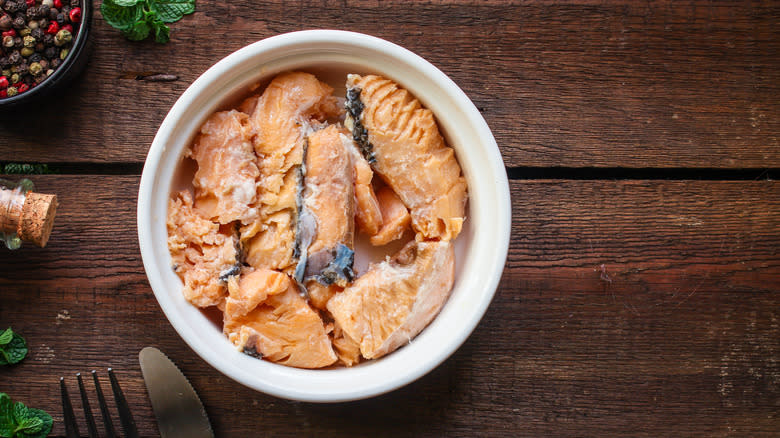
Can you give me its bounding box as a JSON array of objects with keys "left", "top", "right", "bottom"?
[{"left": 139, "top": 346, "right": 214, "bottom": 438}]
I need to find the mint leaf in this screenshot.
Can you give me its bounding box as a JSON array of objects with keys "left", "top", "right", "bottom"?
[
  {"left": 101, "top": 0, "right": 143, "bottom": 31},
  {"left": 124, "top": 20, "right": 151, "bottom": 41},
  {"left": 0, "top": 330, "right": 27, "bottom": 365},
  {"left": 114, "top": 0, "right": 142, "bottom": 6},
  {"left": 151, "top": 0, "right": 195, "bottom": 23},
  {"left": 153, "top": 21, "right": 170, "bottom": 44},
  {"left": 18, "top": 408, "right": 52, "bottom": 438},
  {"left": 0, "top": 329, "right": 11, "bottom": 346}
]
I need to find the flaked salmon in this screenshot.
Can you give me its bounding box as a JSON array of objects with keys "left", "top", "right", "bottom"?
[
  {"left": 167, "top": 190, "right": 239, "bottom": 308},
  {"left": 241, "top": 72, "right": 343, "bottom": 272},
  {"left": 223, "top": 269, "right": 338, "bottom": 369},
  {"left": 369, "top": 185, "right": 411, "bottom": 246},
  {"left": 349, "top": 137, "right": 383, "bottom": 236},
  {"left": 326, "top": 240, "right": 455, "bottom": 359},
  {"left": 188, "top": 110, "right": 259, "bottom": 225},
  {"left": 295, "top": 125, "right": 356, "bottom": 290},
  {"left": 345, "top": 74, "right": 467, "bottom": 241}
]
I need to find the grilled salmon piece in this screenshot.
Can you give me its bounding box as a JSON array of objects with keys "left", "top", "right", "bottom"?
[
  {"left": 188, "top": 110, "right": 259, "bottom": 225},
  {"left": 224, "top": 272, "right": 338, "bottom": 369},
  {"left": 326, "top": 240, "right": 455, "bottom": 359},
  {"left": 167, "top": 190, "right": 239, "bottom": 308},
  {"left": 345, "top": 74, "right": 467, "bottom": 241},
  {"left": 242, "top": 72, "right": 342, "bottom": 272},
  {"left": 331, "top": 322, "right": 361, "bottom": 367},
  {"left": 224, "top": 268, "right": 288, "bottom": 317},
  {"left": 369, "top": 185, "right": 411, "bottom": 246},
  {"left": 295, "top": 125, "right": 356, "bottom": 291}
]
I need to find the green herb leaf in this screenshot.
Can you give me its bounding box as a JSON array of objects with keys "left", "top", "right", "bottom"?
[
  {"left": 101, "top": 0, "right": 143, "bottom": 32},
  {"left": 0, "top": 330, "right": 27, "bottom": 366},
  {"left": 123, "top": 20, "right": 151, "bottom": 41},
  {"left": 113, "top": 0, "right": 142, "bottom": 6},
  {"left": 0, "top": 394, "right": 13, "bottom": 437},
  {"left": 151, "top": 0, "right": 195, "bottom": 23},
  {"left": 0, "top": 329, "right": 11, "bottom": 346},
  {"left": 18, "top": 408, "right": 52, "bottom": 438},
  {"left": 2, "top": 163, "right": 51, "bottom": 174},
  {"left": 153, "top": 21, "right": 170, "bottom": 44}
]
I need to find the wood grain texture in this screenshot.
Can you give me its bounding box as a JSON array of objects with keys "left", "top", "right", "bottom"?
[
  {"left": 0, "top": 1, "right": 777, "bottom": 167},
  {"left": 0, "top": 176, "right": 777, "bottom": 436}
]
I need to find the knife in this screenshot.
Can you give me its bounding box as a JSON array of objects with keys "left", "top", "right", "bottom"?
[{"left": 139, "top": 346, "right": 215, "bottom": 438}]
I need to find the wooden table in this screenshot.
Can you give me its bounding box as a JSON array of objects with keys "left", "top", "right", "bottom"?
[{"left": 1, "top": 1, "right": 778, "bottom": 436}]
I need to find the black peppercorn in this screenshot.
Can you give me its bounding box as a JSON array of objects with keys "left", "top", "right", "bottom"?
[
  {"left": 70, "top": 0, "right": 78, "bottom": 8},
  {"left": 22, "top": 73, "right": 32, "bottom": 84},
  {"left": 12, "top": 35, "right": 21, "bottom": 48},
  {"left": 38, "top": 17, "right": 47, "bottom": 29},
  {"left": 50, "top": 56, "right": 60, "bottom": 68},
  {"left": 43, "top": 45, "right": 55, "bottom": 59},
  {"left": 48, "top": 8, "right": 57, "bottom": 21},
  {"left": 4, "top": 2, "right": 21, "bottom": 14},
  {"left": 25, "top": 6, "right": 37, "bottom": 20},
  {"left": 55, "top": 13, "right": 64, "bottom": 25},
  {"left": 34, "top": 41, "right": 42, "bottom": 51},
  {"left": 42, "top": 32, "right": 53, "bottom": 46},
  {"left": 37, "top": 57, "right": 47, "bottom": 69},
  {"left": 11, "top": 14, "right": 24, "bottom": 29},
  {"left": 7, "top": 49, "right": 19, "bottom": 64},
  {"left": 30, "top": 27, "right": 42, "bottom": 40},
  {"left": 39, "top": 5, "right": 49, "bottom": 17},
  {"left": 15, "top": 60, "right": 25, "bottom": 73},
  {"left": 0, "top": 13, "right": 11, "bottom": 30},
  {"left": 28, "top": 52, "right": 39, "bottom": 63},
  {"left": 0, "top": 56, "right": 9, "bottom": 69}
]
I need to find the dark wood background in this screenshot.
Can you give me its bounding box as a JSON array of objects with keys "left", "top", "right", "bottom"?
[{"left": 1, "top": 1, "right": 778, "bottom": 436}]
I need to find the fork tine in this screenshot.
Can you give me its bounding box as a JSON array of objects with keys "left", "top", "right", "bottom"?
[
  {"left": 92, "top": 370, "right": 118, "bottom": 438},
  {"left": 77, "top": 373, "right": 99, "bottom": 438},
  {"left": 108, "top": 368, "right": 140, "bottom": 438},
  {"left": 59, "top": 377, "right": 81, "bottom": 438}
]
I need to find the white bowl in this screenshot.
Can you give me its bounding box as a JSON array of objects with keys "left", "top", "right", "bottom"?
[{"left": 137, "top": 30, "right": 511, "bottom": 402}]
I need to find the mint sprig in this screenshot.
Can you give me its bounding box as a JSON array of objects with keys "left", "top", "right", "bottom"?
[
  {"left": 100, "top": 0, "right": 194, "bottom": 43},
  {"left": 0, "top": 394, "right": 52, "bottom": 438},
  {"left": 0, "top": 328, "right": 27, "bottom": 366}
]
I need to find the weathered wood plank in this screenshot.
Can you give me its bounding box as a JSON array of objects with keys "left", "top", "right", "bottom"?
[
  {"left": 0, "top": 1, "right": 777, "bottom": 168},
  {"left": 0, "top": 176, "right": 777, "bottom": 436}
]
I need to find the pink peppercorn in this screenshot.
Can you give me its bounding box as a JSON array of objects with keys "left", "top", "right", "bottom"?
[
  {"left": 2, "top": 29, "right": 16, "bottom": 38},
  {"left": 46, "top": 22, "right": 59, "bottom": 34},
  {"left": 16, "top": 83, "right": 28, "bottom": 93},
  {"left": 69, "top": 7, "right": 81, "bottom": 23},
  {"left": 25, "top": 0, "right": 35, "bottom": 6},
  {"left": 62, "top": 24, "right": 73, "bottom": 33},
  {"left": 53, "top": 0, "right": 63, "bottom": 8},
  {"left": 0, "top": 76, "right": 7, "bottom": 89},
  {"left": 0, "top": 90, "right": 6, "bottom": 98}
]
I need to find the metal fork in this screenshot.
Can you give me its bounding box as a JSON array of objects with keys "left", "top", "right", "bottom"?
[{"left": 60, "top": 368, "right": 139, "bottom": 438}]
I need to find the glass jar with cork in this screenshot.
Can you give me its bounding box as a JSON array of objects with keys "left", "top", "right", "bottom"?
[{"left": 0, "top": 177, "right": 57, "bottom": 249}]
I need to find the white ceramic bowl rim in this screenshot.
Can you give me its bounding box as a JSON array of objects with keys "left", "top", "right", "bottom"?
[{"left": 138, "top": 30, "right": 511, "bottom": 402}]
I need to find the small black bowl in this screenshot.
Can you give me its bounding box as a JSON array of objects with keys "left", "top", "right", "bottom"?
[{"left": 0, "top": 0, "right": 93, "bottom": 111}]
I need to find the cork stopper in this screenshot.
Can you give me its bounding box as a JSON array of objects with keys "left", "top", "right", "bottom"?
[{"left": 18, "top": 192, "right": 57, "bottom": 247}]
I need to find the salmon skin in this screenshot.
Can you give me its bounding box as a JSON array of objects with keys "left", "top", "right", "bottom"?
[
  {"left": 345, "top": 74, "right": 468, "bottom": 242},
  {"left": 294, "top": 125, "right": 356, "bottom": 290}
]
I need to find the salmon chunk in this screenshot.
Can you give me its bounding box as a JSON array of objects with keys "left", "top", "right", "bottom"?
[
  {"left": 242, "top": 72, "right": 343, "bottom": 272},
  {"left": 295, "top": 125, "right": 356, "bottom": 290},
  {"left": 370, "top": 186, "right": 411, "bottom": 246},
  {"left": 224, "top": 273, "right": 338, "bottom": 369},
  {"left": 326, "top": 240, "right": 455, "bottom": 359},
  {"left": 350, "top": 140, "right": 383, "bottom": 236},
  {"left": 167, "top": 190, "right": 239, "bottom": 308},
  {"left": 345, "top": 74, "right": 467, "bottom": 241},
  {"left": 188, "top": 110, "right": 259, "bottom": 225}
]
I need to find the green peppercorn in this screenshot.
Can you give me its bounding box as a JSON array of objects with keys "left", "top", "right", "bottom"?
[
  {"left": 1, "top": 69, "right": 9, "bottom": 77},
  {"left": 2, "top": 35, "right": 12, "bottom": 48},
  {"left": 18, "top": 26, "right": 29, "bottom": 37},
  {"left": 20, "top": 46, "right": 32, "bottom": 57},
  {"left": 54, "top": 28, "right": 70, "bottom": 46},
  {"left": 9, "top": 72, "right": 18, "bottom": 83},
  {"left": 28, "top": 60, "right": 41, "bottom": 75},
  {"left": 22, "top": 34, "right": 34, "bottom": 47},
  {"left": 58, "top": 47, "right": 67, "bottom": 60},
  {"left": 45, "top": 68, "right": 52, "bottom": 76},
  {"left": 6, "top": 85, "right": 17, "bottom": 96}
]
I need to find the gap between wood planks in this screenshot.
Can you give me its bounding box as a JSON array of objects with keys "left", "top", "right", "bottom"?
[{"left": 0, "top": 162, "right": 777, "bottom": 180}]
